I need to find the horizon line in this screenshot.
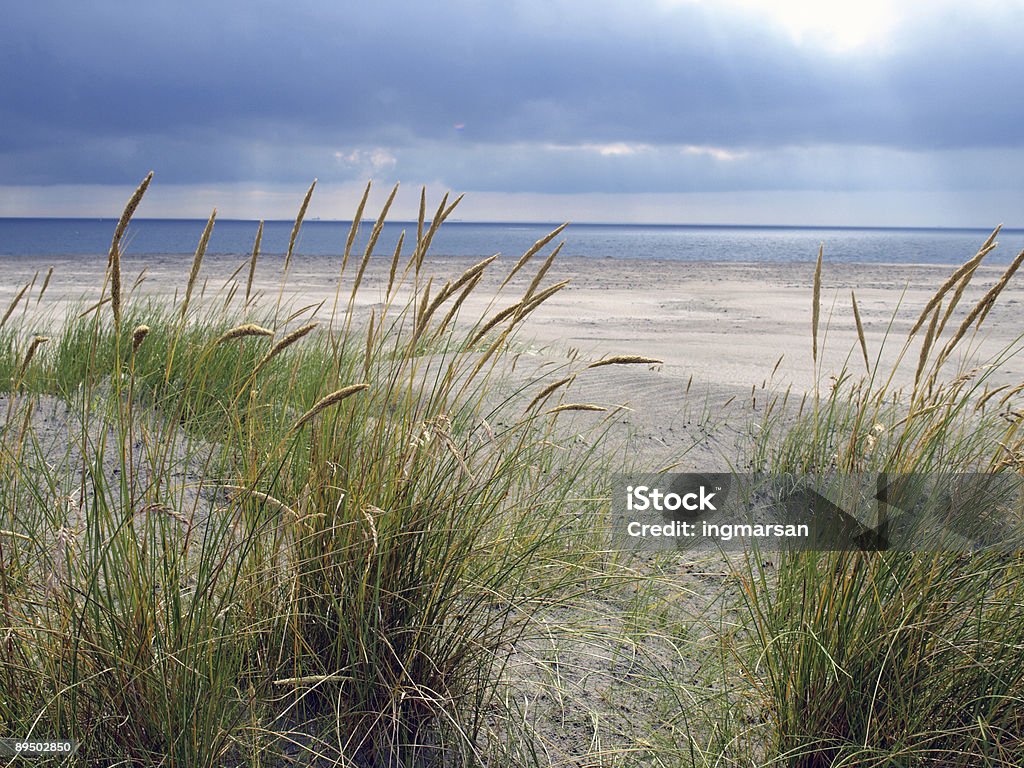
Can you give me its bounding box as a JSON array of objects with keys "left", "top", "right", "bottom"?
[{"left": 0, "top": 216, "right": 1016, "bottom": 234}]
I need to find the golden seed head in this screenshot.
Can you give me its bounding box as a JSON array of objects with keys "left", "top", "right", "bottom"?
[
  {"left": 546, "top": 403, "right": 608, "bottom": 415},
  {"left": 587, "top": 355, "right": 662, "bottom": 369},
  {"left": 215, "top": 323, "right": 274, "bottom": 346},
  {"left": 19, "top": 335, "right": 50, "bottom": 376},
  {"left": 131, "top": 324, "right": 151, "bottom": 352}
]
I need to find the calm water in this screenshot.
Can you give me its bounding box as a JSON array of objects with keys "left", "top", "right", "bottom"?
[{"left": 1, "top": 218, "right": 1022, "bottom": 265}]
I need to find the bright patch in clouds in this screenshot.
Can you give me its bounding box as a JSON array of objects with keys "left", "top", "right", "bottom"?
[
  {"left": 682, "top": 145, "right": 746, "bottom": 162},
  {"left": 725, "top": 0, "right": 905, "bottom": 50},
  {"left": 666, "top": 0, "right": 1019, "bottom": 51},
  {"left": 333, "top": 148, "right": 397, "bottom": 171},
  {"left": 545, "top": 142, "right": 653, "bottom": 157}
]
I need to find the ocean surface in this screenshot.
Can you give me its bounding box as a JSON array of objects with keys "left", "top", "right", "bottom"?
[{"left": 1, "top": 218, "right": 1022, "bottom": 265}]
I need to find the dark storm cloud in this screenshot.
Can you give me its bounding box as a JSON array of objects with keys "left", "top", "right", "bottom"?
[{"left": 2, "top": 0, "right": 1023, "bottom": 189}]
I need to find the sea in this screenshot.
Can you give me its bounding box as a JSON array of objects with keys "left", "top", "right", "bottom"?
[{"left": 1, "top": 218, "right": 1022, "bottom": 265}]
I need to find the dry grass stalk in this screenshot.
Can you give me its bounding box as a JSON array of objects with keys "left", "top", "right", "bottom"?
[
  {"left": 587, "top": 355, "right": 662, "bottom": 369},
  {"left": 284, "top": 180, "right": 316, "bottom": 276},
  {"left": 131, "top": 268, "right": 148, "bottom": 294},
  {"left": 222, "top": 485, "right": 299, "bottom": 519},
  {"left": 181, "top": 209, "right": 217, "bottom": 319},
  {"left": 914, "top": 304, "right": 941, "bottom": 389},
  {"left": 812, "top": 244, "right": 823, "bottom": 365},
  {"left": 0, "top": 283, "right": 30, "bottom": 329},
  {"left": 501, "top": 223, "right": 569, "bottom": 288},
  {"left": 351, "top": 184, "right": 399, "bottom": 302},
  {"left": 414, "top": 193, "right": 462, "bottom": 273},
  {"left": 999, "top": 383, "right": 1024, "bottom": 407},
  {"left": 36, "top": 266, "right": 54, "bottom": 305},
  {"left": 107, "top": 172, "right": 154, "bottom": 330},
  {"left": 977, "top": 385, "right": 1011, "bottom": 410},
  {"left": 468, "top": 301, "right": 524, "bottom": 347},
  {"left": 417, "top": 195, "right": 451, "bottom": 269},
  {"left": 426, "top": 422, "right": 474, "bottom": 479},
  {"left": 77, "top": 296, "right": 111, "bottom": 319},
  {"left": 413, "top": 188, "right": 425, "bottom": 244},
  {"left": 422, "top": 255, "right": 498, "bottom": 326},
  {"left": 468, "top": 329, "right": 515, "bottom": 382},
  {"left": 286, "top": 301, "right": 323, "bottom": 324},
  {"left": 254, "top": 322, "right": 318, "bottom": 375},
  {"left": 909, "top": 227, "right": 999, "bottom": 336},
  {"left": 137, "top": 503, "right": 191, "bottom": 528},
  {"left": 974, "top": 249, "right": 1024, "bottom": 329},
  {"left": 337, "top": 181, "right": 372, "bottom": 287},
  {"left": 417, "top": 187, "right": 426, "bottom": 248},
  {"left": 935, "top": 264, "right": 979, "bottom": 341},
  {"left": 131, "top": 324, "right": 150, "bottom": 353},
  {"left": 520, "top": 279, "right": 570, "bottom": 316},
  {"left": 19, "top": 335, "right": 49, "bottom": 377},
  {"left": 13, "top": 399, "right": 34, "bottom": 452},
  {"left": 469, "top": 279, "right": 568, "bottom": 352},
  {"left": 364, "top": 310, "right": 375, "bottom": 377},
  {"left": 387, "top": 230, "right": 405, "bottom": 298},
  {"left": 245, "top": 220, "right": 263, "bottom": 306},
  {"left": 107, "top": 172, "right": 154, "bottom": 268},
  {"left": 290, "top": 384, "right": 369, "bottom": 433},
  {"left": 222, "top": 281, "right": 239, "bottom": 311},
  {"left": 519, "top": 244, "right": 563, "bottom": 310},
  {"left": 215, "top": 324, "right": 273, "bottom": 346},
  {"left": 441, "top": 255, "right": 498, "bottom": 305},
  {"left": 413, "top": 192, "right": 449, "bottom": 273},
  {"left": 433, "top": 272, "right": 483, "bottom": 339},
  {"left": 547, "top": 403, "right": 607, "bottom": 415},
  {"left": 936, "top": 246, "right": 1024, "bottom": 367},
  {"left": 526, "top": 375, "right": 577, "bottom": 411},
  {"left": 416, "top": 278, "right": 434, "bottom": 333},
  {"left": 851, "top": 291, "right": 870, "bottom": 372},
  {"left": 272, "top": 673, "right": 351, "bottom": 687},
  {"left": 441, "top": 194, "right": 462, "bottom": 220}
]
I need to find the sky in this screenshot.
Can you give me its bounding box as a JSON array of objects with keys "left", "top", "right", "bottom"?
[{"left": 2, "top": 0, "right": 1023, "bottom": 226}]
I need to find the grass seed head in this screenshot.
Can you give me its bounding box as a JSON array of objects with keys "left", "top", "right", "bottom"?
[
  {"left": 131, "top": 324, "right": 151, "bottom": 353},
  {"left": 291, "top": 384, "right": 369, "bottom": 433},
  {"left": 587, "top": 355, "right": 662, "bottom": 369},
  {"left": 215, "top": 323, "right": 274, "bottom": 346}
]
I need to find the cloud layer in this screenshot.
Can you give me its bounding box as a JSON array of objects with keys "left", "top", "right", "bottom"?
[{"left": 3, "top": 1, "right": 1023, "bottom": 221}]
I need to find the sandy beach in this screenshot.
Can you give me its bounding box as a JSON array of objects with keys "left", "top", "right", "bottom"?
[
  {"left": 6, "top": 250, "right": 1024, "bottom": 468},
  {"left": 5, "top": 246, "right": 1024, "bottom": 764},
  {"left": 10, "top": 252, "right": 1024, "bottom": 382}
]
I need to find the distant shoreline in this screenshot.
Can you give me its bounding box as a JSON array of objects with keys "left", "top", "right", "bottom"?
[
  {"left": 2, "top": 215, "right": 1021, "bottom": 232},
  {"left": 2, "top": 218, "right": 1022, "bottom": 264}
]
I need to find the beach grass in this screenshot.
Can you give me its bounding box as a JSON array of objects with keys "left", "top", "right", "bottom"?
[
  {"left": 731, "top": 236, "right": 1024, "bottom": 766},
  {"left": 2, "top": 178, "right": 1024, "bottom": 767},
  {"left": 0, "top": 177, "right": 626, "bottom": 766}
]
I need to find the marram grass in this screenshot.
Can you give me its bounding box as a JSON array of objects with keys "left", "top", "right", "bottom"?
[
  {"left": 3, "top": 175, "right": 1024, "bottom": 768},
  {"left": 0, "top": 174, "right": 621, "bottom": 768},
  {"left": 738, "top": 231, "right": 1024, "bottom": 767}
]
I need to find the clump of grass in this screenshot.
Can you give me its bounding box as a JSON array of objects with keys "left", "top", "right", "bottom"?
[
  {"left": 740, "top": 230, "right": 1024, "bottom": 766},
  {"left": 0, "top": 174, "right": 621, "bottom": 767}
]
